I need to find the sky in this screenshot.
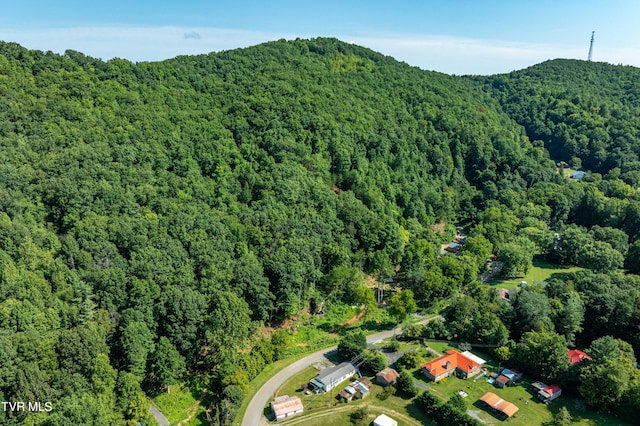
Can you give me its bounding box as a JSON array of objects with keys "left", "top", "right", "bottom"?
[{"left": 2, "top": 0, "right": 640, "bottom": 75}]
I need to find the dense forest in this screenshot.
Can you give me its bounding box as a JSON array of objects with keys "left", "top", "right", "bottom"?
[{"left": 0, "top": 37, "right": 639, "bottom": 425}]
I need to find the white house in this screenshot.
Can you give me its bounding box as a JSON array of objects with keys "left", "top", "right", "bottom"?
[{"left": 310, "top": 362, "right": 358, "bottom": 393}]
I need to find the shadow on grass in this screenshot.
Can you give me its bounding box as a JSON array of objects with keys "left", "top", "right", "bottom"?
[{"left": 406, "top": 398, "right": 438, "bottom": 426}]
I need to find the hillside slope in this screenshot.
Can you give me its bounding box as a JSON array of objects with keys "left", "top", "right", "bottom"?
[{"left": 3, "top": 39, "right": 640, "bottom": 425}]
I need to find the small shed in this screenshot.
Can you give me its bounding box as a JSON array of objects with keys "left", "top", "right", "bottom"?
[
  {"left": 500, "top": 368, "right": 523, "bottom": 385},
  {"left": 373, "top": 414, "right": 398, "bottom": 426},
  {"left": 270, "top": 395, "right": 303, "bottom": 421},
  {"left": 494, "top": 374, "right": 510, "bottom": 388},
  {"left": 376, "top": 368, "right": 400, "bottom": 386}
]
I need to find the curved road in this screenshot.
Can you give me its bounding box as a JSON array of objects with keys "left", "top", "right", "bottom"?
[
  {"left": 243, "top": 316, "right": 441, "bottom": 426},
  {"left": 150, "top": 404, "right": 170, "bottom": 426}
]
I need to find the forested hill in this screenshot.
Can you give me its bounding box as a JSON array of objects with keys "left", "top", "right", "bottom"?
[
  {"left": 0, "top": 37, "right": 639, "bottom": 425},
  {"left": 482, "top": 59, "right": 640, "bottom": 178}
]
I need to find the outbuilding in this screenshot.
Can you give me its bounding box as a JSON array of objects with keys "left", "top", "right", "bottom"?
[
  {"left": 373, "top": 414, "right": 398, "bottom": 426},
  {"left": 270, "top": 395, "right": 303, "bottom": 421}
]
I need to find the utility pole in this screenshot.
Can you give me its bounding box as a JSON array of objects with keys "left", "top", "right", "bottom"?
[{"left": 588, "top": 31, "right": 595, "bottom": 61}]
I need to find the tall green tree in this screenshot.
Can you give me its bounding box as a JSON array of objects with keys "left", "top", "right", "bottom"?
[{"left": 389, "top": 289, "right": 417, "bottom": 324}]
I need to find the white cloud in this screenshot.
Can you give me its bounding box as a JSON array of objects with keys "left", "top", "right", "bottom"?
[
  {"left": 1, "top": 26, "right": 639, "bottom": 75},
  {"left": 0, "top": 26, "right": 294, "bottom": 62}
]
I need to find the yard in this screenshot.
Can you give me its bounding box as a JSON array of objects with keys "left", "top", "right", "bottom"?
[
  {"left": 261, "top": 336, "right": 629, "bottom": 426},
  {"left": 410, "top": 345, "right": 630, "bottom": 426},
  {"left": 486, "top": 258, "right": 581, "bottom": 289},
  {"left": 270, "top": 364, "right": 435, "bottom": 426}
]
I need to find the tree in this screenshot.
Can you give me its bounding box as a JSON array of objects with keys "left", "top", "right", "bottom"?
[
  {"left": 91, "top": 353, "right": 117, "bottom": 403},
  {"left": 117, "top": 316, "right": 155, "bottom": 379},
  {"left": 513, "top": 289, "right": 552, "bottom": 338},
  {"left": 361, "top": 349, "right": 387, "bottom": 374},
  {"left": 463, "top": 234, "right": 493, "bottom": 273},
  {"left": 354, "top": 285, "right": 378, "bottom": 318},
  {"left": 395, "top": 369, "right": 418, "bottom": 397},
  {"left": 499, "top": 241, "right": 533, "bottom": 278},
  {"left": 149, "top": 337, "right": 186, "bottom": 393},
  {"left": 494, "top": 346, "right": 511, "bottom": 365},
  {"left": 448, "top": 393, "right": 466, "bottom": 413},
  {"left": 389, "top": 289, "right": 417, "bottom": 324},
  {"left": 514, "top": 331, "right": 569, "bottom": 383},
  {"left": 396, "top": 350, "right": 421, "bottom": 370},
  {"left": 337, "top": 331, "right": 366, "bottom": 360},
  {"left": 625, "top": 240, "right": 640, "bottom": 274},
  {"left": 156, "top": 285, "right": 206, "bottom": 358},
  {"left": 555, "top": 291, "right": 584, "bottom": 346},
  {"left": 579, "top": 357, "right": 639, "bottom": 410},
  {"left": 551, "top": 406, "right": 573, "bottom": 426},
  {"left": 587, "top": 336, "right": 636, "bottom": 365}
]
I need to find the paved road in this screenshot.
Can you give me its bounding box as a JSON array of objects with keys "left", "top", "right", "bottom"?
[
  {"left": 242, "top": 315, "right": 442, "bottom": 426},
  {"left": 150, "top": 404, "right": 170, "bottom": 426}
]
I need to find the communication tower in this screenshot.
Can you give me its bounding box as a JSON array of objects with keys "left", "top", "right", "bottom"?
[{"left": 588, "top": 31, "right": 595, "bottom": 61}]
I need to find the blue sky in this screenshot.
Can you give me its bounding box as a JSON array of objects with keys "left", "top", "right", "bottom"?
[{"left": 2, "top": 0, "right": 640, "bottom": 75}]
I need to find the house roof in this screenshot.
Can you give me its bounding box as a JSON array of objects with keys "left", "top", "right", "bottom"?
[
  {"left": 568, "top": 349, "right": 592, "bottom": 364},
  {"left": 271, "top": 396, "right": 303, "bottom": 417},
  {"left": 542, "top": 385, "right": 562, "bottom": 396},
  {"left": 353, "top": 382, "right": 369, "bottom": 394},
  {"left": 358, "top": 377, "right": 372, "bottom": 388},
  {"left": 500, "top": 368, "right": 520, "bottom": 379},
  {"left": 531, "top": 381, "right": 548, "bottom": 392},
  {"left": 496, "top": 375, "right": 510, "bottom": 385},
  {"left": 479, "top": 392, "right": 519, "bottom": 418},
  {"left": 461, "top": 351, "right": 486, "bottom": 365},
  {"left": 373, "top": 414, "right": 398, "bottom": 426},
  {"left": 315, "top": 362, "right": 357, "bottom": 385},
  {"left": 376, "top": 368, "right": 400, "bottom": 383},
  {"left": 421, "top": 349, "right": 481, "bottom": 376}
]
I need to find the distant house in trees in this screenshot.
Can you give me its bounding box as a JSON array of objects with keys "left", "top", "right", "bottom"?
[
  {"left": 310, "top": 362, "right": 358, "bottom": 393},
  {"left": 567, "top": 349, "right": 592, "bottom": 365},
  {"left": 445, "top": 242, "right": 462, "bottom": 253},
  {"left": 376, "top": 368, "right": 400, "bottom": 386},
  {"left": 270, "top": 395, "right": 303, "bottom": 421},
  {"left": 421, "top": 349, "right": 485, "bottom": 382},
  {"left": 498, "top": 288, "right": 513, "bottom": 303},
  {"left": 570, "top": 170, "right": 586, "bottom": 180}
]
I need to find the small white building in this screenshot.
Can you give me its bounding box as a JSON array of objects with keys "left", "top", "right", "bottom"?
[
  {"left": 270, "top": 395, "right": 303, "bottom": 421},
  {"left": 373, "top": 414, "right": 398, "bottom": 426}
]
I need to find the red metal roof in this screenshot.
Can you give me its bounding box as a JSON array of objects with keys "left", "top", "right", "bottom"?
[
  {"left": 420, "top": 349, "right": 481, "bottom": 376},
  {"left": 567, "top": 349, "right": 592, "bottom": 364}
]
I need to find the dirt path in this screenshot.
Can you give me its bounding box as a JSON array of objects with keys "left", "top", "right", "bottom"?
[
  {"left": 177, "top": 389, "right": 208, "bottom": 426},
  {"left": 279, "top": 403, "right": 421, "bottom": 426}
]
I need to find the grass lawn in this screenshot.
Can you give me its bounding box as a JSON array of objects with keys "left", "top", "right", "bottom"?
[
  {"left": 487, "top": 258, "right": 582, "bottom": 289},
  {"left": 411, "top": 349, "right": 630, "bottom": 426},
  {"left": 153, "top": 382, "right": 200, "bottom": 425},
  {"left": 271, "top": 365, "right": 436, "bottom": 426}
]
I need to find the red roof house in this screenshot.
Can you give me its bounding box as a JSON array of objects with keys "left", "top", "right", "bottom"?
[
  {"left": 421, "top": 349, "right": 484, "bottom": 382},
  {"left": 538, "top": 384, "right": 562, "bottom": 403},
  {"left": 568, "top": 349, "right": 592, "bottom": 365}
]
